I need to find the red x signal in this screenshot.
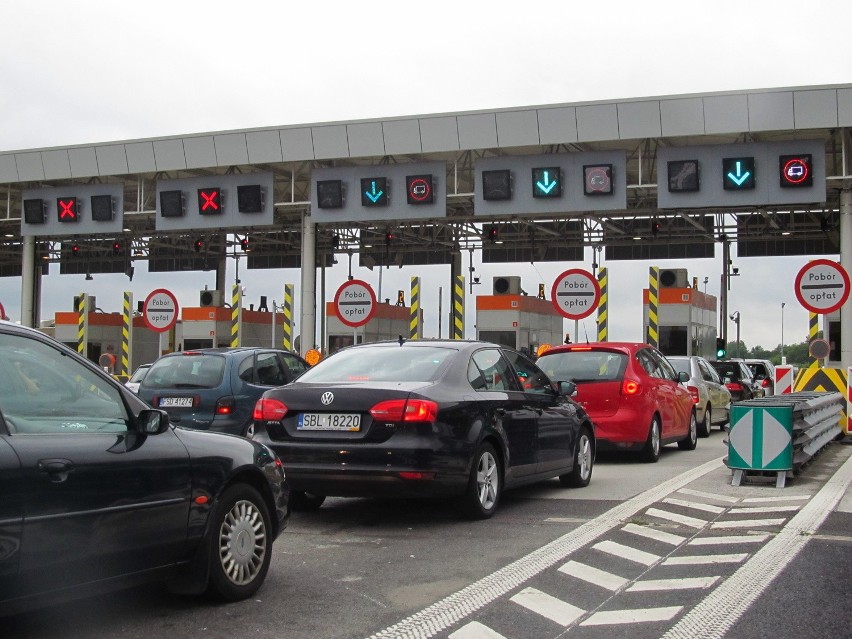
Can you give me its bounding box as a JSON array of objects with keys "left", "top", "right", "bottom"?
[
  {"left": 57, "top": 197, "right": 79, "bottom": 222},
  {"left": 198, "top": 188, "right": 222, "bottom": 215}
]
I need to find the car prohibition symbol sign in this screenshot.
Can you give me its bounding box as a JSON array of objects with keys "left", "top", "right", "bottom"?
[{"left": 794, "top": 259, "right": 850, "bottom": 315}]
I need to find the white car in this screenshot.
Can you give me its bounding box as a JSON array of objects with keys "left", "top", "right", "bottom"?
[
  {"left": 668, "top": 355, "right": 732, "bottom": 437},
  {"left": 745, "top": 359, "right": 776, "bottom": 396},
  {"left": 124, "top": 363, "right": 152, "bottom": 394}
]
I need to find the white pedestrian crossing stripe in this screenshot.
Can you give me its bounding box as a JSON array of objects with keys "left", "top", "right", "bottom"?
[
  {"left": 580, "top": 606, "right": 683, "bottom": 626},
  {"left": 627, "top": 576, "right": 720, "bottom": 591},
  {"left": 622, "top": 522, "right": 685, "bottom": 546},
  {"left": 646, "top": 507, "right": 708, "bottom": 529},
  {"left": 593, "top": 540, "right": 660, "bottom": 566},
  {"left": 449, "top": 621, "right": 508, "bottom": 639},
  {"left": 510, "top": 587, "right": 584, "bottom": 626},
  {"left": 729, "top": 505, "right": 801, "bottom": 514},
  {"left": 663, "top": 497, "right": 726, "bottom": 514},
  {"left": 689, "top": 533, "right": 770, "bottom": 545},
  {"left": 711, "top": 518, "right": 786, "bottom": 529},
  {"left": 663, "top": 553, "right": 748, "bottom": 565},
  {"left": 559, "top": 560, "right": 628, "bottom": 591}
]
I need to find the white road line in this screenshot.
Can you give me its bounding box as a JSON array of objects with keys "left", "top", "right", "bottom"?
[
  {"left": 689, "top": 534, "right": 770, "bottom": 546},
  {"left": 580, "top": 606, "right": 682, "bottom": 626},
  {"left": 663, "top": 553, "right": 748, "bottom": 565},
  {"left": 711, "top": 518, "right": 786, "bottom": 529},
  {"left": 660, "top": 452, "right": 852, "bottom": 639},
  {"left": 363, "top": 456, "right": 725, "bottom": 639},
  {"left": 627, "top": 576, "right": 720, "bottom": 591},
  {"left": 740, "top": 495, "right": 810, "bottom": 503},
  {"left": 558, "top": 560, "right": 628, "bottom": 591},
  {"left": 677, "top": 488, "right": 739, "bottom": 503},
  {"left": 663, "top": 497, "right": 726, "bottom": 514},
  {"left": 646, "top": 507, "right": 707, "bottom": 529},
  {"left": 622, "top": 522, "right": 686, "bottom": 546},
  {"left": 593, "top": 540, "right": 660, "bottom": 566},
  {"left": 509, "top": 587, "right": 584, "bottom": 626},
  {"left": 728, "top": 505, "right": 801, "bottom": 514},
  {"left": 449, "top": 621, "right": 507, "bottom": 639}
]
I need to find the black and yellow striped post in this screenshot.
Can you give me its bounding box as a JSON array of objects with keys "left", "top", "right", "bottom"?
[
  {"left": 808, "top": 311, "right": 820, "bottom": 369},
  {"left": 121, "top": 291, "right": 133, "bottom": 377},
  {"left": 230, "top": 284, "right": 242, "bottom": 348},
  {"left": 596, "top": 267, "right": 608, "bottom": 342},
  {"left": 452, "top": 275, "right": 464, "bottom": 340},
  {"left": 282, "top": 284, "right": 294, "bottom": 351},
  {"left": 409, "top": 276, "right": 420, "bottom": 340},
  {"left": 647, "top": 267, "right": 659, "bottom": 347},
  {"left": 77, "top": 292, "right": 88, "bottom": 357}
]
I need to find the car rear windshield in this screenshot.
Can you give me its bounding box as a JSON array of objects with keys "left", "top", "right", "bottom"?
[
  {"left": 538, "top": 350, "right": 628, "bottom": 383},
  {"left": 668, "top": 359, "right": 690, "bottom": 375},
  {"left": 297, "top": 346, "right": 454, "bottom": 383},
  {"left": 712, "top": 362, "right": 742, "bottom": 379},
  {"left": 142, "top": 354, "right": 225, "bottom": 389}
]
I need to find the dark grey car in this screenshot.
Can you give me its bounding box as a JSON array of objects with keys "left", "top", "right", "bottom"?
[{"left": 139, "top": 347, "right": 309, "bottom": 437}]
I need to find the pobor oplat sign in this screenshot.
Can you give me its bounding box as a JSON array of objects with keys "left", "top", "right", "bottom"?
[
  {"left": 550, "top": 269, "right": 600, "bottom": 320},
  {"left": 334, "top": 280, "right": 376, "bottom": 328},
  {"left": 794, "top": 259, "right": 850, "bottom": 314}
]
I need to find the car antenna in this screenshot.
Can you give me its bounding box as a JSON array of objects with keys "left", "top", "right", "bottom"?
[{"left": 583, "top": 323, "right": 590, "bottom": 344}]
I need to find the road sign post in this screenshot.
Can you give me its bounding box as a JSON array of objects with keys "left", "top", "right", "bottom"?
[
  {"left": 551, "top": 269, "right": 601, "bottom": 322},
  {"left": 794, "top": 259, "right": 850, "bottom": 315}
]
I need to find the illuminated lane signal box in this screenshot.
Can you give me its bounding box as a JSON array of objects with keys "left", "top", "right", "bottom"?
[
  {"left": 657, "top": 140, "right": 825, "bottom": 209},
  {"left": 155, "top": 172, "right": 273, "bottom": 231},
  {"left": 310, "top": 162, "right": 446, "bottom": 223},
  {"left": 474, "top": 151, "right": 627, "bottom": 217},
  {"left": 21, "top": 183, "right": 125, "bottom": 237}
]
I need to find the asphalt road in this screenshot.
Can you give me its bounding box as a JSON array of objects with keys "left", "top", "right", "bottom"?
[{"left": 5, "top": 430, "right": 851, "bottom": 639}]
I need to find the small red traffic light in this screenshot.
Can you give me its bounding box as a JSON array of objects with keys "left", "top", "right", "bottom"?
[
  {"left": 194, "top": 239, "right": 204, "bottom": 252},
  {"left": 71, "top": 243, "right": 80, "bottom": 256},
  {"left": 487, "top": 226, "right": 499, "bottom": 242},
  {"left": 112, "top": 241, "right": 122, "bottom": 255}
]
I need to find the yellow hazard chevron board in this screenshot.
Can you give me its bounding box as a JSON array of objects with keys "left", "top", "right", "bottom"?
[{"left": 794, "top": 366, "right": 848, "bottom": 433}]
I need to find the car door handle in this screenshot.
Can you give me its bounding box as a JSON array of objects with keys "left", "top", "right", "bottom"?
[{"left": 38, "top": 458, "right": 74, "bottom": 483}]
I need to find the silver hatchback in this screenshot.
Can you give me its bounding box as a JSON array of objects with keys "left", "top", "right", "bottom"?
[{"left": 668, "top": 355, "right": 732, "bottom": 437}]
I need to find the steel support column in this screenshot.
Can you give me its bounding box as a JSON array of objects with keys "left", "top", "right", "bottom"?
[{"left": 300, "top": 212, "right": 317, "bottom": 355}]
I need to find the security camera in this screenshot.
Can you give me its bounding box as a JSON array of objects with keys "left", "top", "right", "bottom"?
[
  {"left": 732, "top": 267, "right": 739, "bottom": 275},
  {"left": 473, "top": 277, "right": 480, "bottom": 284}
]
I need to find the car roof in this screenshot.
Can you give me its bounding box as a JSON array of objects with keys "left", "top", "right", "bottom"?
[{"left": 542, "top": 342, "right": 646, "bottom": 355}]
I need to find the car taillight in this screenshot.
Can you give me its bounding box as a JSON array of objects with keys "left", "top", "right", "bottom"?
[
  {"left": 726, "top": 382, "right": 743, "bottom": 392},
  {"left": 761, "top": 378, "right": 771, "bottom": 388},
  {"left": 369, "top": 399, "right": 439, "bottom": 423},
  {"left": 253, "top": 398, "right": 288, "bottom": 421},
  {"left": 621, "top": 379, "right": 641, "bottom": 395},
  {"left": 687, "top": 385, "right": 700, "bottom": 403},
  {"left": 215, "top": 397, "right": 235, "bottom": 415}
]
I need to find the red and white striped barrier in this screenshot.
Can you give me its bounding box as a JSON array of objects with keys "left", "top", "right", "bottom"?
[{"left": 775, "top": 365, "right": 794, "bottom": 395}]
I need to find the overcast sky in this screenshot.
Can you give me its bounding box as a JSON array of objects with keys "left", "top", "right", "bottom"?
[{"left": 1, "top": 0, "right": 850, "bottom": 350}]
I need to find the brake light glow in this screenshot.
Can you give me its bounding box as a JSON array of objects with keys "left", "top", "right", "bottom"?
[
  {"left": 215, "top": 397, "right": 235, "bottom": 415},
  {"left": 726, "top": 382, "right": 744, "bottom": 392},
  {"left": 687, "top": 385, "right": 700, "bottom": 403},
  {"left": 369, "top": 399, "right": 439, "bottom": 423},
  {"left": 254, "top": 398, "right": 289, "bottom": 421},
  {"left": 761, "top": 378, "right": 771, "bottom": 388},
  {"left": 622, "top": 379, "right": 641, "bottom": 395},
  {"left": 182, "top": 351, "right": 202, "bottom": 356},
  {"left": 569, "top": 346, "right": 593, "bottom": 351},
  {"left": 398, "top": 471, "right": 436, "bottom": 480}
]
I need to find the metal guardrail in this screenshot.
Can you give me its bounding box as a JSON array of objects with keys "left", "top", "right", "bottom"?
[{"left": 726, "top": 391, "right": 844, "bottom": 487}]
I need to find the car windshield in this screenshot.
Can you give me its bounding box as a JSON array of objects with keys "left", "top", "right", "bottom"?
[
  {"left": 142, "top": 354, "right": 225, "bottom": 389},
  {"left": 297, "top": 345, "right": 454, "bottom": 383},
  {"left": 538, "top": 350, "right": 628, "bottom": 383},
  {"left": 713, "top": 362, "right": 742, "bottom": 379},
  {"left": 668, "top": 358, "right": 690, "bottom": 375}
]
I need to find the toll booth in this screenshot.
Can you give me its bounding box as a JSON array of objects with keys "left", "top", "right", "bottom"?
[
  {"left": 51, "top": 309, "right": 161, "bottom": 371},
  {"left": 476, "top": 277, "right": 563, "bottom": 354},
  {"left": 642, "top": 269, "right": 717, "bottom": 358},
  {"left": 181, "top": 307, "right": 289, "bottom": 350},
  {"left": 325, "top": 301, "right": 416, "bottom": 353}
]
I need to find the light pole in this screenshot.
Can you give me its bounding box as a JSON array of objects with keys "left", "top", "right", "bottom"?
[
  {"left": 781, "top": 302, "right": 786, "bottom": 363},
  {"left": 730, "top": 311, "right": 741, "bottom": 357}
]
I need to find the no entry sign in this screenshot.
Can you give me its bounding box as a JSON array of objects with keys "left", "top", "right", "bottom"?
[
  {"left": 551, "top": 269, "right": 600, "bottom": 320},
  {"left": 334, "top": 280, "right": 376, "bottom": 328},
  {"left": 794, "top": 259, "right": 850, "bottom": 314},
  {"left": 143, "top": 288, "right": 179, "bottom": 333}
]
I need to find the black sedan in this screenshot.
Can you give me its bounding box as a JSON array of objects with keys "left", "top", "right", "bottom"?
[
  {"left": 252, "top": 339, "right": 595, "bottom": 518},
  {"left": 0, "top": 321, "right": 290, "bottom": 615}
]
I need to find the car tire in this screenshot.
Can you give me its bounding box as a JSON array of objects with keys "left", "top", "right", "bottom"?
[
  {"left": 460, "top": 442, "right": 501, "bottom": 519},
  {"left": 242, "top": 421, "right": 255, "bottom": 438},
  {"left": 678, "top": 410, "right": 698, "bottom": 451},
  {"left": 560, "top": 426, "right": 593, "bottom": 488},
  {"left": 639, "top": 416, "right": 661, "bottom": 463},
  {"left": 206, "top": 484, "right": 272, "bottom": 602},
  {"left": 289, "top": 491, "right": 326, "bottom": 511},
  {"left": 697, "top": 404, "right": 711, "bottom": 438}
]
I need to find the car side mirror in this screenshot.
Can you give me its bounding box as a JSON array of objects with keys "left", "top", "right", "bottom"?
[
  {"left": 677, "top": 371, "right": 690, "bottom": 383},
  {"left": 136, "top": 409, "right": 170, "bottom": 435},
  {"left": 558, "top": 380, "right": 577, "bottom": 397}
]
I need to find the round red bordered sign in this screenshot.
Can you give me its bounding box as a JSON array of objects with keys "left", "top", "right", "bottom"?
[
  {"left": 794, "top": 259, "right": 850, "bottom": 315},
  {"left": 143, "top": 288, "right": 180, "bottom": 333},
  {"left": 551, "top": 269, "right": 600, "bottom": 320},
  {"left": 334, "top": 280, "right": 377, "bottom": 328}
]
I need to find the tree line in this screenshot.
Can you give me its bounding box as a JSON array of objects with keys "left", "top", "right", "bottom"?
[{"left": 723, "top": 332, "right": 823, "bottom": 366}]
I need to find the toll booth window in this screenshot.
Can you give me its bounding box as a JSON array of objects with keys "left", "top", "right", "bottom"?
[
  {"left": 478, "top": 330, "right": 517, "bottom": 349},
  {"left": 828, "top": 319, "right": 841, "bottom": 362},
  {"left": 659, "top": 326, "right": 688, "bottom": 356}
]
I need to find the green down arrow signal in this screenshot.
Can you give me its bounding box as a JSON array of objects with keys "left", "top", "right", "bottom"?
[{"left": 536, "top": 171, "right": 558, "bottom": 194}]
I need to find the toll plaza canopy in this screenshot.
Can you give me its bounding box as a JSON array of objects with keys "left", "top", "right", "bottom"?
[{"left": 1, "top": 83, "right": 850, "bottom": 365}]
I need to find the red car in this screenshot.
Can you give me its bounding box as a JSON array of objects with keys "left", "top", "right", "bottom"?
[{"left": 536, "top": 342, "right": 697, "bottom": 462}]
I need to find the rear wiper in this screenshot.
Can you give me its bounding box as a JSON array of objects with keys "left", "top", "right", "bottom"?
[{"left": 172, "top": 383, "right": 207, "bottom": 389}]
